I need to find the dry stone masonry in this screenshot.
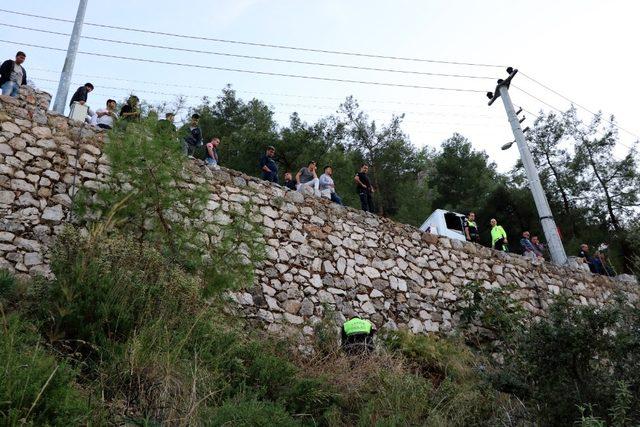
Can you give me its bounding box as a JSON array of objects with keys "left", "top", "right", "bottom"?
[{"left": 1, "top": 89, "right": 638, "bottom": 340}]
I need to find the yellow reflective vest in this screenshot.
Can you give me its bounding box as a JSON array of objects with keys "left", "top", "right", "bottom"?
[
  {"left": 343, "top": 318, "right": 373, "bottom": 336},
  {"left": 491, "top": 225, "right": 507, "bottom": 246}
]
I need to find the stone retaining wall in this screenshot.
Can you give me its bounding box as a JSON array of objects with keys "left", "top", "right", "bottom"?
[{"left": 1, "top": 89, "right": 637, "bottom": 339}]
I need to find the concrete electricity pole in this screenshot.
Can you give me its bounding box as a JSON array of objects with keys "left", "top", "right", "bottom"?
[
  {"left": 52, "top": 0, "right": 88, "bottom": 114},
  {"left": 487, "top": 67, "right": 568, "bottom": 265}
]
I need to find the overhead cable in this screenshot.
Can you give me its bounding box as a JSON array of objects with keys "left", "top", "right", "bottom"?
[
  {"left": 1, "top": 40, "right": 486, "bottom": 93},
  {"left": 520, "top": 72, "right": 640, "bottom": 140},
  {"left": 0, "top": 8, "right": 505, "bottom": 67},
  {"left": 30, "top": 67, "right": 491, "bottom": 109},
  {"left": 1, "top": 23, "right": 497, "bottom": 80}
]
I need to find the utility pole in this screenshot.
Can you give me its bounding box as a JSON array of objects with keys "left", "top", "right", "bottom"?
[
  {"left": 52, "top": 0, "right": 88, "bottom": 114},
  {"left": 487, "top": 67, "right": 568, "bottom": 265}
]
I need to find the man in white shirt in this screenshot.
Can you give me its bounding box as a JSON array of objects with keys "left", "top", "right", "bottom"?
[
  {"left": 95, "top": 99, "right": 117, "bottom": 130},
  {"left": 319, "top": 165, "right": 343, "bottom": 205}
]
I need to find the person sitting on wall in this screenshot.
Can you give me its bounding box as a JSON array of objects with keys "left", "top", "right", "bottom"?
[
  {"left": 520, "top": 231, "right": 537, "bottom": 259},
  {"left": 531, "top": 235, "right": 545, "bottom": 259},
  {"left": 318, "top": 165, "right": 343, "bottom": 205},
  {"left": 95, "top": 99, "right": 118, "bottom": 130},
  {"left": 296, "top": 160, "right": 321, "bottom": 197},
  {"left": 578, "top": 243, "right": 596, "bottom": 273},
  {"left": 69, "top": 82, "right": 94, "bottom": 108},
  {"left": 341, "top": 316, "right": 375, "bottom": 355},
  {"left": 205, "top": 137, "right": 220, "bottom": 170},
  {"left": 283, "top": 172, "right": 296, "bottom": 190}
]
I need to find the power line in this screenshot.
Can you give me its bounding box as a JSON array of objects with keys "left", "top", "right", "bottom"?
[
  {"left": 30, "top": 67, "right": 491, "bottom": 109},
  {"left": 32, "top": 76, "right": 495, "bottom": 120},
  {"left": 0, "top": 8, "right": 505, "bottom": 68},
  {"left": 512, "top": 85, "right": 636, "bottom": 152},
  {"left": 1, "top": 23, "right": 497, "bottom": 80},
  {"left": 2, "top": 40, "right": 486, "bottom": 93},
  {"left": 520, "top": 72, "right": 640, "bottom": 140}
]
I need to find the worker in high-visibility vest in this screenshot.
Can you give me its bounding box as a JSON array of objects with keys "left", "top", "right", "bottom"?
[
  {"left": 464, "top": 211, "right": 480, "bottom": 243},
  {"left": 341, "top": 317, "right": 375, "bottom": 354},
  {"left": 490, "top": 218, "right": 509, "bottom": 252}
]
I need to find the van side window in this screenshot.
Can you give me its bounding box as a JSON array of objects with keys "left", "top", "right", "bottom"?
[{"left": 444, "top": 212, "right": 463, "bottom": 232}]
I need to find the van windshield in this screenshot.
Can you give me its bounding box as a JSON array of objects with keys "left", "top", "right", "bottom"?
[{"left": 444, "top": 212, "right": 464, "bottom": 233}]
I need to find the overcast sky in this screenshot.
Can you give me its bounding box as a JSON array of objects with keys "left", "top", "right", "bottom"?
[{"left": 1, "top": 0, "right": 638, "bottom": 171}]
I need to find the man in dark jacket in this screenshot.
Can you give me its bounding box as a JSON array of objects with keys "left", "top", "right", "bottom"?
[
  {"left": 183, "top": 114, "right": 202, "bottom": 156},
  {"left": 69, "top": 83, "right": 94, "bottom": 107},
  {"left": 354, "top": 164, "right": 375, "bottom": 213},
  {"left": 260, "top": 146, "right": 278, "bottom": 183},
  {"left": 0, "top": 51, "right": 27, "bottom": 97}
]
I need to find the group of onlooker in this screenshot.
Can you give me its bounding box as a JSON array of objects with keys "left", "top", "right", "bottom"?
[
  {"left": 0, "top": 51, "right": 623, "bottom": 276},
  {"left": 466, "top": 212, "right": 616, "bottom": 275},
  {"left": 578, "top": 243, "right": 615, "bottom": 276},
  {"left": 260, "top": 146, "right": 376, "bottom": 211},
  {"left": 464, "top": 213, "right": 547, "bottom": 257}
]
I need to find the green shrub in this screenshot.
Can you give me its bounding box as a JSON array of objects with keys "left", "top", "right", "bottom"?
[
  {"left": 205, "top": 398, "right": 299, "bottom": 427},
  {"left": 0, "top": 269, "right": 17, "bottom": 303},
  {"left": 379, "top": 331, "right": 504, "bottom": 426},
  {"left": 0, "top": 313, "right": 95, "bottom": 425},
  {"left": 33, "top": 228, "right": 202, "bottom": 356},
  {"left": 467, "top": 291, "right": 640, "bottom": 425}
]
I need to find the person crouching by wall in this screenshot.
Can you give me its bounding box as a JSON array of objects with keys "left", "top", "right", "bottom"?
[{"left": 341, "top": 317, "right": 375, "bottom": 355}]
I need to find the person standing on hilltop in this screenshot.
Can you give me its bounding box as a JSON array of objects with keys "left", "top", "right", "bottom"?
[
  {"left": 260, "top": 146, "right": 278, "bottom": 183},
  {"left": 464, "top": 211, "right": 480, "bottom": 243},
  {"left": 490, "top": 218, "right": 509, "bottom": 252},
  {"left": 354, "top": 164, "right": 375, "bottom": 213},
  {"left": 120, "top": 95, "right": 141, "bottom": 122},
  {"left": 0, "top": 51, "right": 27, "bottom": 97},
  {"left": 183, "top": 113, "right": 203, "bottom": 157},
  {"left": 156, "top": 112, "right": 177, "bottom": 134}
]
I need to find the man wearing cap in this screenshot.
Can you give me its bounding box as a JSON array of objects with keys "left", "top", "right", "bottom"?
[
  {"left": 260, "top": 146, "right": 278, "bottom": 183},
  {"left": 341, "top": 317, "right": 375, "bottom": 355},
  {"left": 0, "top": 51, "right": 27, "bottom": 97}
]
